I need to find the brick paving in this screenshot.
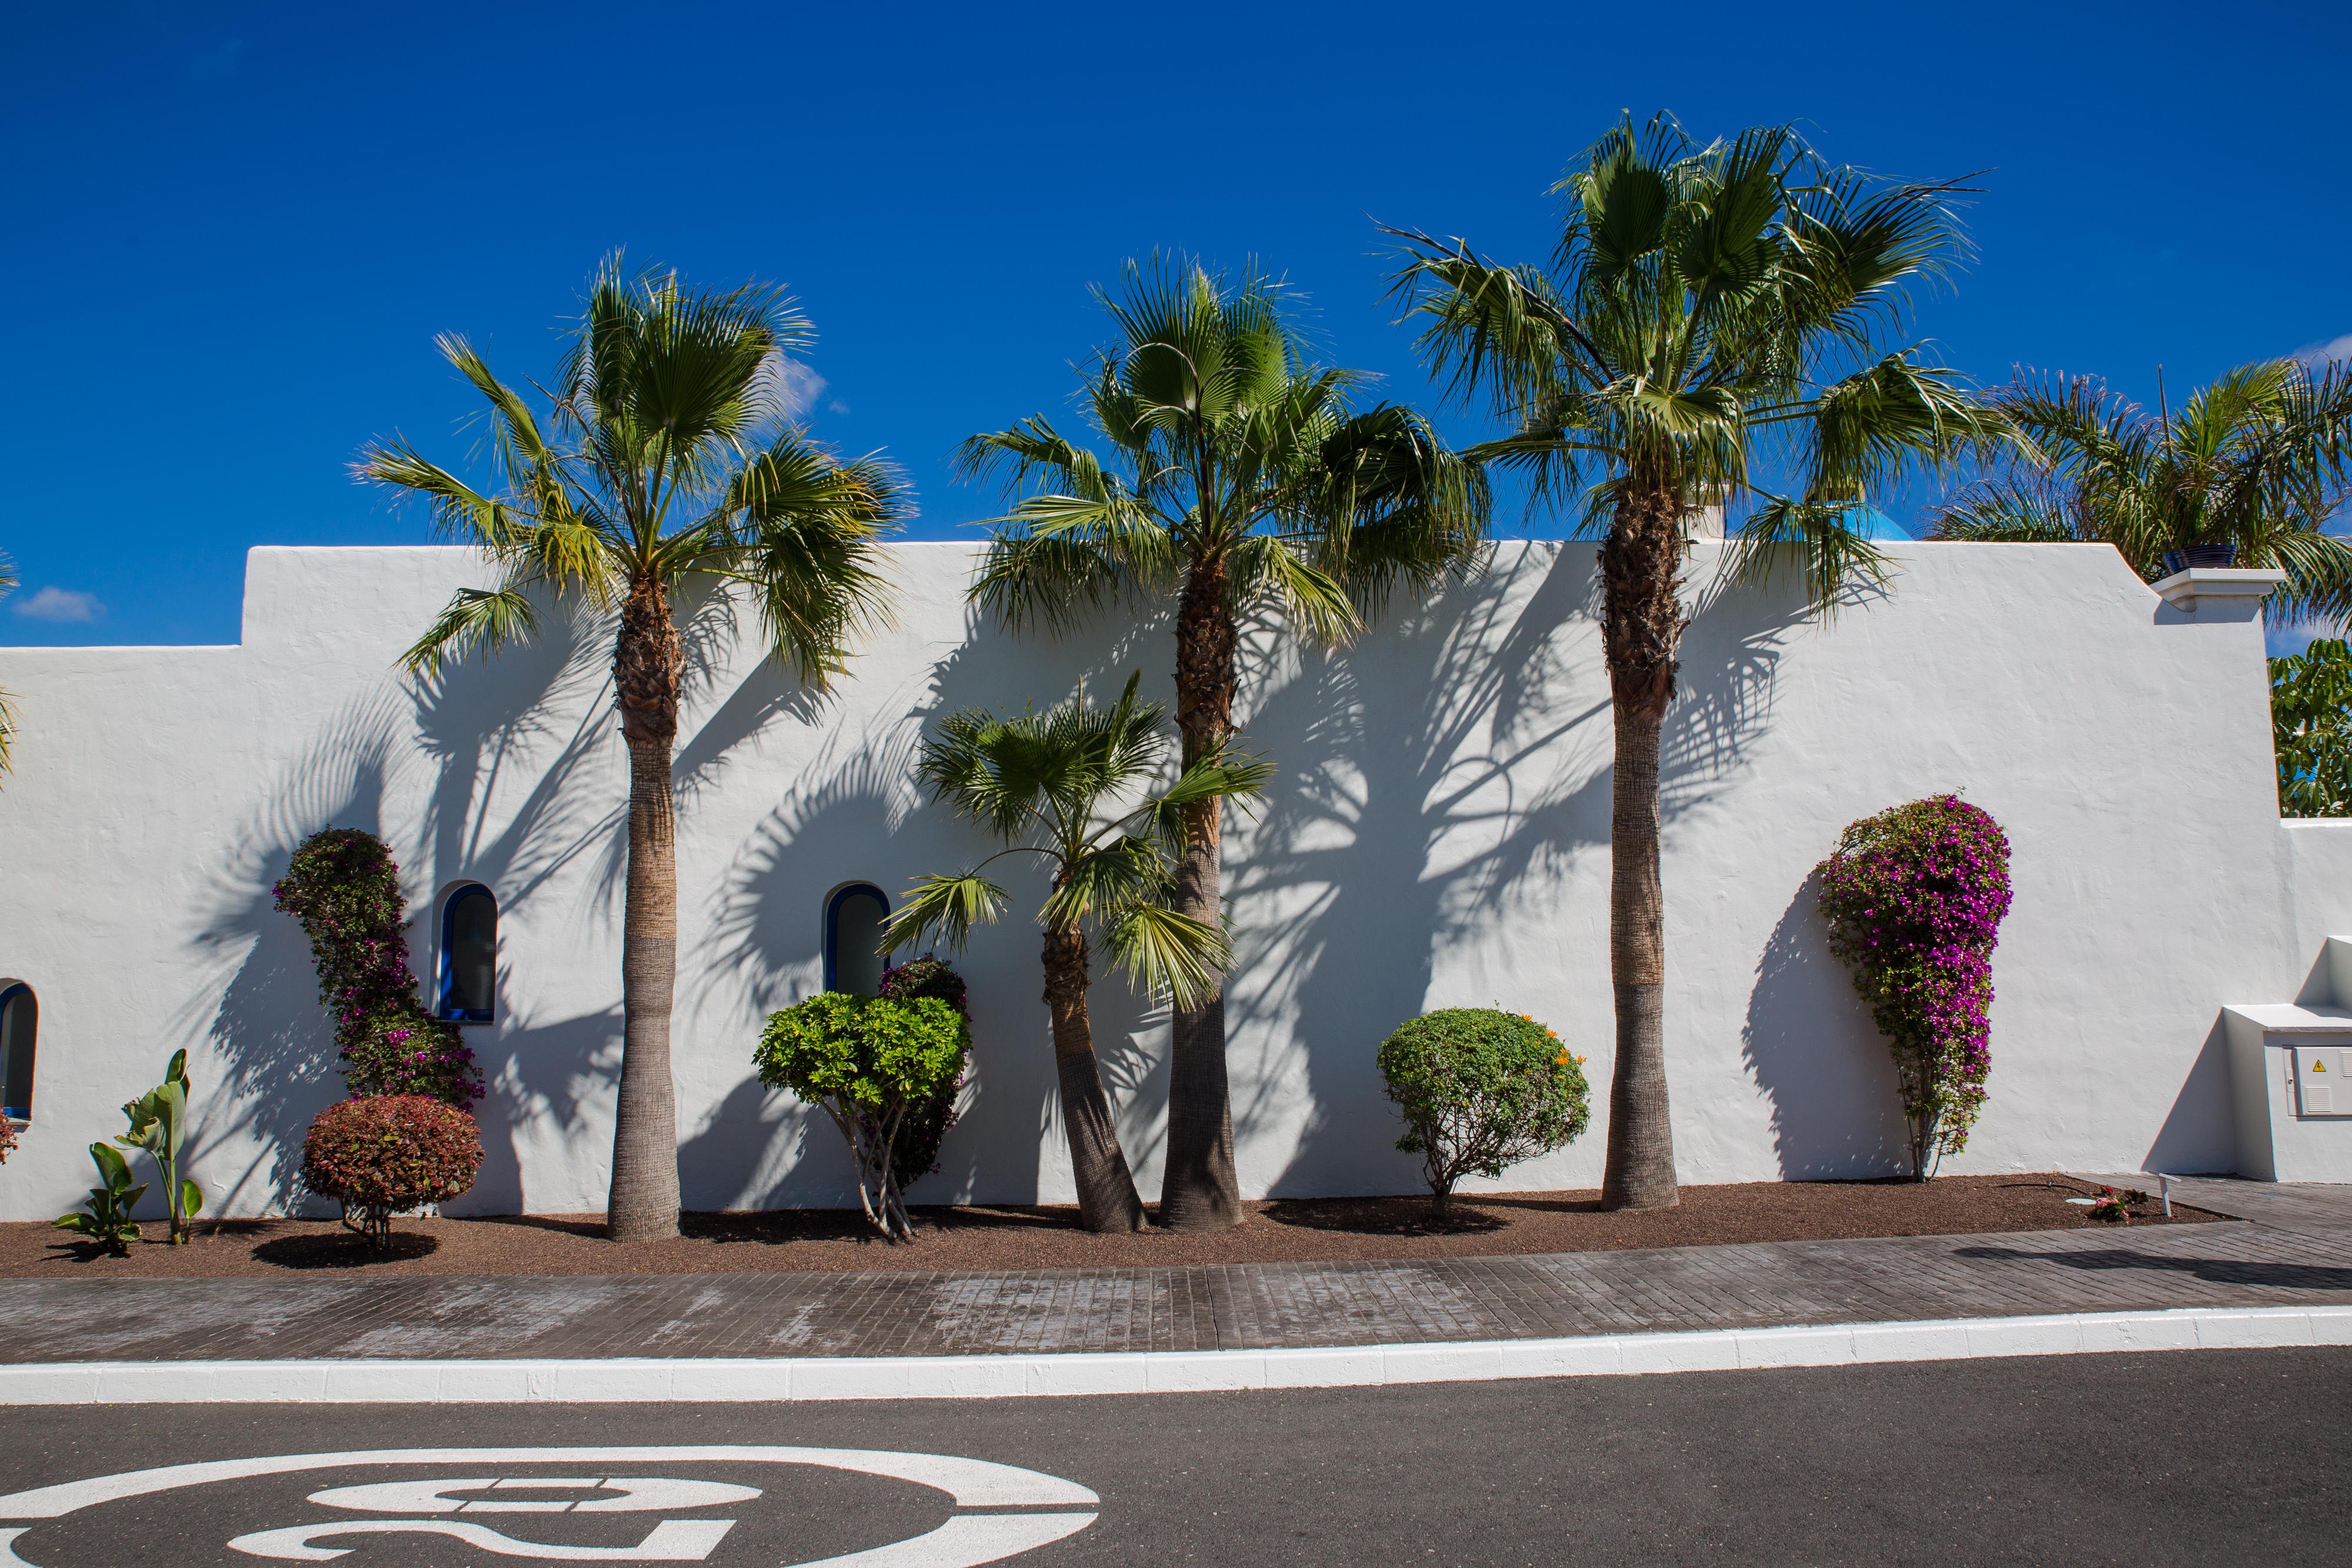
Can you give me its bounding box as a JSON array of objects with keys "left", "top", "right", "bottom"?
[{"left": 5, "top": 1204, "right": 2352, "bottom": 1364}]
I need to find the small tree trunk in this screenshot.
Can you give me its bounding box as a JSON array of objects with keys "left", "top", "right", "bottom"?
[
  {"left": 1160, "top": 553, "right": 1244, "bottom": 1231},
  {"left": 607, "top": 576, "right": 685, "bottom": 1243},
  {"left": 1042, "top": 924, "right": 1147, "bottom": 1233},
  {"left": 1599, "top": 484, "right": 1683, "bottom": 1212}
]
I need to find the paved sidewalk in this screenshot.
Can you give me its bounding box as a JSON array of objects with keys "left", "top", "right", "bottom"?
[{"left": 5, "top": 1210, "right": 2351, "bottom": 1365}]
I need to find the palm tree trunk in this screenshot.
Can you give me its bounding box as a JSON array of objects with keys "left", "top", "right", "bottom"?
[
  {"left": 1042, "top": 923, "right": 1147, "bottom": 1233},
  {"left": 1598, "top": 486, "right": 1682, "bottom": 1211},
  {"left": 607, "top": 576, "right": 684, "bottom": 1242},
  {"left": 1160, "top": 553, "right": 1244, "bottom": 1231}
]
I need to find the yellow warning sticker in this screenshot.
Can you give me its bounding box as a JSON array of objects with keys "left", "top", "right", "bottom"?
[{"left": 2318, "top": 1059, "right": 2330, "bottom": 1072}]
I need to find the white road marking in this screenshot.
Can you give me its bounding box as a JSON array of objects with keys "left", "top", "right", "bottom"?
[
  {"left": 0, "top": 1447, "right": 1097, "bottom": 1517},
  {"left": 0, "top": 1449, "right": 1101, "bottom": 1568},
  {"left": 226, "top": 1519, "right": 736, "bottom": 1562},
  {"left": 306, "top": 1478, "right": 763, "bottom": 1514}
]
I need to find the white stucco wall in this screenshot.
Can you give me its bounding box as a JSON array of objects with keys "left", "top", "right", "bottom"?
[{"left": 0, "top": 539, "right": 2343, "bottom": 1221}]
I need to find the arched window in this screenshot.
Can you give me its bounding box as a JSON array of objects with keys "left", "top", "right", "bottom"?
[
  {"left": 824, "top": 883, "right": 890, "bottom": 996},
  {"left": 436, "top": 884, "right": 498, "bottom": 1024},
  {"left": 0, "top": 983, "right": 35, "bottom": 1121}
]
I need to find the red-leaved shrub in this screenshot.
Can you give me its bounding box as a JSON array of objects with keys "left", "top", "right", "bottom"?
[
  {"left": 300, "top": 1094, "right": 482, "bottom": 1246},
  {"left": 0, "top": 1116, "right": 17, "bottom": 1165}
]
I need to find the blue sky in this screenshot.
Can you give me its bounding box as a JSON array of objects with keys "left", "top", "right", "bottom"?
[{"left": 2, "top": 1, "right": 2346, "bottom": 648}]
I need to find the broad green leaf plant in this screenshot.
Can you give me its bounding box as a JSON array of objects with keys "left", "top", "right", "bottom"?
[
  {"left": 359, "top": 256, "right": 909, "bottom": 1242},
  {"left": 883, "top": 672, "right": 1268, "bottom": 1232},
  {"left": 118, "top": 1049, "right": 203, "bottom": 1244},
  {"left": 53, "top": 1142, "right": 145, "bottom": 1252},
  {"left": 1387, "top": 113, "right": 2012, "bottom": 1209}
]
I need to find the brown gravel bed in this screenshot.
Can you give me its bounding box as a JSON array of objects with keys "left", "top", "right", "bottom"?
[{"left": 0, "top": 1174, "right": 2215, "bottom": 1279}]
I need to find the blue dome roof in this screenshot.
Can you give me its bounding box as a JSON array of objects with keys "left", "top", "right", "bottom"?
[{"left": 1842, "top": 504, "right": 1910, "bottom": 541}]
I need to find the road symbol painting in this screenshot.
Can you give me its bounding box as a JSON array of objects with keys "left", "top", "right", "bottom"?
[{"left": 0, "top": 1447, "right": 1099, "bottom": 1568}]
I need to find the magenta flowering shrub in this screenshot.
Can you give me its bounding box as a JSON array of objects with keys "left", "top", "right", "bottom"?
[
  {"left": 1816, "top": 795, "right": 2012, "bottom": 1179},
  {"left": 272, "top": 829, "right": 484, "bottom": 1106}
]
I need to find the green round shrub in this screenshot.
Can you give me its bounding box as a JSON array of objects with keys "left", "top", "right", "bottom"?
[
  {"left": 300, "top": 1094, "right": 483, "bottom": 1248},
  {"left": 1377, "top": 1007, "right": 1590, "bottom": 1215}
]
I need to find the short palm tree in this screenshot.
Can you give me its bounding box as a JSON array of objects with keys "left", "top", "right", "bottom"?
[
  {"left": 965, "top": 258, "right": 1491, "bottom": 1228},
  {"left": 358, "top": 256, "right": 908, "bottom": 1242},
  {"left": 1927, "top": 360, "right": 2352, "bottom": 623},
  {"left": 883, "top": 673, "right": 1265, "bottom": 1232},
  {"left": 1388, "top": 114, "right": 2009, "bottom": 1209}
]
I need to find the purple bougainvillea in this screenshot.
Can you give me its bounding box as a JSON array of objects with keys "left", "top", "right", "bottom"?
[
  {"left": 272, "top": 828, "right": 485, "bottom": 1106},
  {"left": 1816, "top": 795, "right": 2013, "bottom": 1179}
]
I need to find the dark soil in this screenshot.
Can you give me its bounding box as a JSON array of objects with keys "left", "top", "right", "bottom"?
[{"left": 0, "top": 1175, "right": 2214, "bottom": 1279}]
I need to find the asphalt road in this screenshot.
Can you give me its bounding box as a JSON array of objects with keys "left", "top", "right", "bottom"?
[{"left": 4, "top": 1349, "right": 2348, "bottom": 1567}]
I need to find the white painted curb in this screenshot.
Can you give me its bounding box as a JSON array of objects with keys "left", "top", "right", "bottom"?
[{"left": 6, "top": 1306, "right": 2348, "bottom": 1405}]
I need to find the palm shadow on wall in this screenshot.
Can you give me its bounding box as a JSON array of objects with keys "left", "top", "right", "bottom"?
[
  {"left": 1234, "top": 544, "right": 1802, "bottom": 1198},
  {"left": 408, "top": 613, "right": 623, "bottom": 1214},
  {"left": 188, "top": 610, "right": 623, "bottom": 1217},
  {"left": 685, "top": 614, "right": 1172, "bottom": 1211}
]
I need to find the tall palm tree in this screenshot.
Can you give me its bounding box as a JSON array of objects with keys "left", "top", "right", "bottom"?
[
  {"left": 964, "top": 257, "right": 1491, "bottom": 1229},
  {"left": 0, "top": 553, "right": 16, "bottom": 777},
  {"left": 1388, "top": 114, "right": 2009, "bottom": 1210},
  {"left": 359, "top": 256, "right": 908, "bottom": 1242},
  {"left": 883, "top": 672, "right": 1267, "bottom": 1231},
  {"left": 1927, "top": 360, "right": 2352, "bottom": 623}
]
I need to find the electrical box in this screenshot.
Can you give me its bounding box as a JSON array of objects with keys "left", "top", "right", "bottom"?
[{"left": 2292, "top": 1045, "right": 2352, "bottom": 1118}]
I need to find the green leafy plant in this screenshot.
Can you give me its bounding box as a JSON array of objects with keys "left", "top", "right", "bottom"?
[
  {"left": 273, "top": 828, "right": 484, "bottom": 1105},
  {"left": 359, "top": 256, "right": 910, "bottom": 1243},
  {"left": 300, "top": 1095, "right": 485, "bottom": 1249},
  {"left": 874, "top": 958, "right": 968, "bottom": 1194},
  {"left": 117, "top": 1049, "right": 203, "bottom": 1244},
  {"left": 883, "top": 672, "right": 1266, "bottom": 1232},
  {"left": 2089, "top": 1186, "right": 2133, "bottom": 1225},
  {"left": 2273, "top": 637, "right": 2352, "bottom": 817},
  {"left": 1377, "top": 1008, "right": 1591, "bottom": 1217},
  {"left": 754, "top": 992, "right": 970, "bottom": 1242},
  {"left": 52, "top": 1142, "right": 145, "bottom": 1251}
]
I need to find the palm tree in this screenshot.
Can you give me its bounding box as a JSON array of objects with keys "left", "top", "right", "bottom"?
[
  {"left": 1387, "top": 115, "right": 2009, "bottom": 1209},
  {"left": 0, "top": 553, "right": 16, "bottom": 777},
  {"left": 883, "top": 672, "right": 1266, "bottom": 1231},
  {"left": 358, "top": 256, "right": 908, "bottom": 1242},
  {"left": 964, "top": 257, "right": 1491, "bottom": 1228},
  {"left": 1927, "top": 360, "right": 2352, "bottom": 623}
]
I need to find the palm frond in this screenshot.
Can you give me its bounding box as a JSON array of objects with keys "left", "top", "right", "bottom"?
[
  {"left": 400, "top": 583, "right": 543, "bottom": 676},
  {"left": 1102, "top": 902, "right": 1232, "bottom": 1009},
  {"left": 1723, "top": 497, "right": 1892, "bottom": 614},
  {"left": 881, "top": 873, "right": 1009, "bottom": 957}
]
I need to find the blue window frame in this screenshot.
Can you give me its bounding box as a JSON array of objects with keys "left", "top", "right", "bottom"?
[
  {"left": 824, "top": 883, "right": 890, "bottom": 996},
  {"left": 436, "top": 884, "right": 498, "bottom": 1024},
  {"left": 0, "top": 983, "right": 35, "bottom": 1121}
]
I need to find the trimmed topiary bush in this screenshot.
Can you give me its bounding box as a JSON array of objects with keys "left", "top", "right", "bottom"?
[
  {"left": 1378, "top": 1007, "right": 1591, "bottom": 1216},
  {"left": 876, "top": 958, "right": 969, "bottom": 1192},
  {"left": 300, "top": 1094, "right": 483, "bottom": 1247},
  {"left": 1816, "top": 794, "right": 2014, "bottom": 1180},
  {"left": 273, "top": 828, "right": 484, "bottom": 1106},
  {"left": 754, "top": 991, "right": 970, "bottom": 1242}
]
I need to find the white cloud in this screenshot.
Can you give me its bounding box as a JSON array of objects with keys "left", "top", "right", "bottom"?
[
  {"left": 827, "top": 399, "right": 851, "bottom": 416},
  {"left": 2294, "top": 333, "right": 2352, "bottom": 366},
  {"left": 13, "top": 587, "right": 105, "bottom": 623},
  {"left": 753, "top": 353, "right": 827, "bottom": 422}
]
